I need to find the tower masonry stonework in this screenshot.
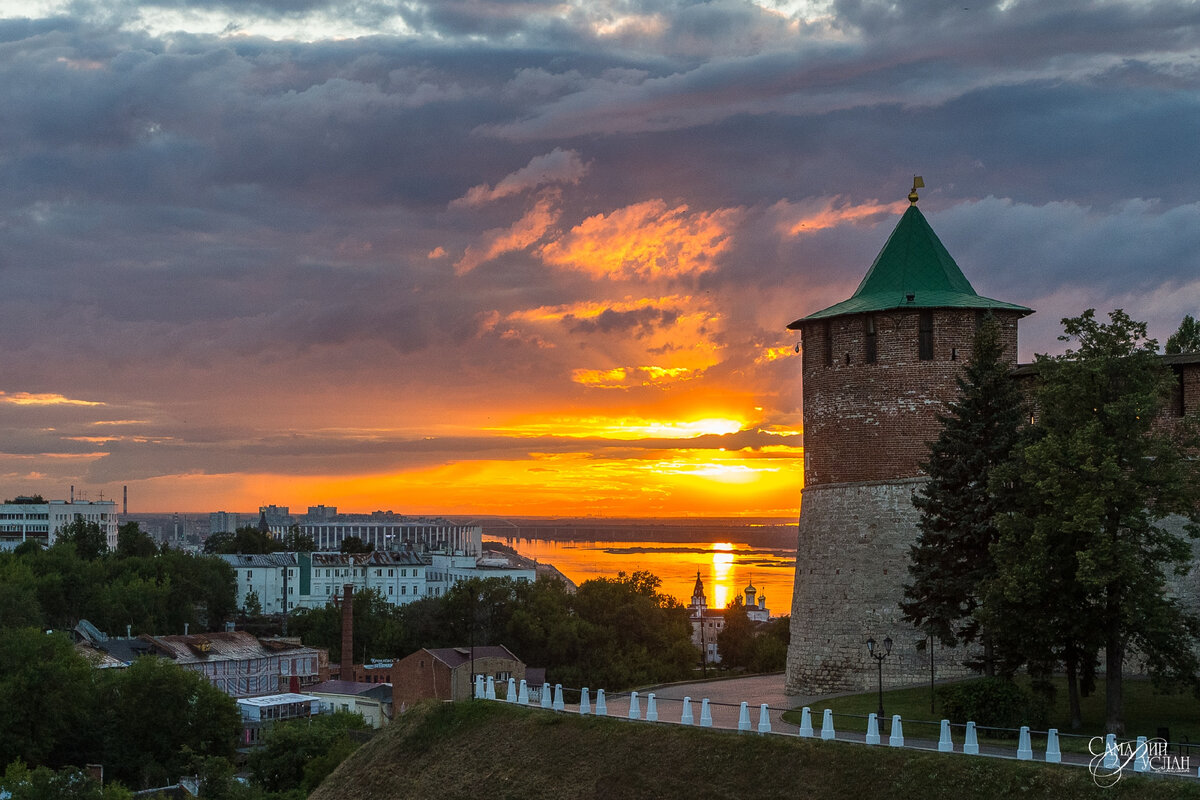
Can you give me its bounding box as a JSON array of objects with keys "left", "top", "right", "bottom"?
[{"left": 785, "top": 194, "right": 1032, "bottom": 696}]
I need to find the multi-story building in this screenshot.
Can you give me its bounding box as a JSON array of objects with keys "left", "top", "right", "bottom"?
[
  {"left": 307, "top": 551, "right": 427, "bottom": 605},
  {"left": 209, "top": 511, "right": 241, "bottom": 534},
  {"left": 148, "top": 630, "right": 326, "bottom": 698},
  {"left": 0, "top": 496, "right": 118, "bottom": 550},
  {"left": 425, "top": 551, "right": 537, "bottom": 597},
  {"left": 220, "top": 553, "right": 302, "bottom": 614},
  {"left": 258, "top": 505, "right": 482, "bottom": 555}
]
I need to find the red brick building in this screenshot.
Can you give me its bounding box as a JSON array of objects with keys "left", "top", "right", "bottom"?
[{"left": 392, "top": 645, "right": 525, "bottom": 705}]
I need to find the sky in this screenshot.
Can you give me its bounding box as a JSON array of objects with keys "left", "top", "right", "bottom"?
[{"left": 1, "top": 0, "right": 1198, "bottom": 516}]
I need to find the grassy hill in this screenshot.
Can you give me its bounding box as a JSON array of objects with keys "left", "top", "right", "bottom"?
[{"left": 310, "top": 701, "right": 1200, "bottom": 800}]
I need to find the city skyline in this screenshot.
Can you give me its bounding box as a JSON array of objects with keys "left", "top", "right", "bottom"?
[{"left": 2, "top": 1, "right": 1198, "bottom": 514}]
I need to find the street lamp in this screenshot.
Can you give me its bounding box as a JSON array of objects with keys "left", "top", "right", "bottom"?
[{"left": 866, "top": 635, "right": 893, "bottom": 723}]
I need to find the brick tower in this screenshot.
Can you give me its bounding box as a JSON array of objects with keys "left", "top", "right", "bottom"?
[{"left": 784, "top": 185, "right": 1032, "bottom": 695}]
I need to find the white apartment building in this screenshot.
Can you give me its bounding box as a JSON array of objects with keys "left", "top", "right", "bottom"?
[
  {"left": 0, "top": 497, "right": 118, "bottom": 550},
  {"left": 425, "top": 552, "right": 537, "bottom": 597},
  {"left": 307, "top": 551, "right": 427, "bottom": 605},
  {"left": 220, "top": 553, "right": 301, "bottom": 614}
]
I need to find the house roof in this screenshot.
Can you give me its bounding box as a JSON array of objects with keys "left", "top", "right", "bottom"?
[
  {"left": 148, "top": 630, "right": 316, "bottom": 663},
  {"left": 789, "top": 204, "right": 1031, "bottom": 326},
  {"left": 217, "top": 553, "right": 296, "bottom": 568},
  {"left": 425, "top": 645, "right": 522, "bottom": 669}
]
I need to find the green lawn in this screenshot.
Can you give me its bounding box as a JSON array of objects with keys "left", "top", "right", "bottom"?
[{"left": 780, "top": 677, "right": 1200, "bottom": 756}]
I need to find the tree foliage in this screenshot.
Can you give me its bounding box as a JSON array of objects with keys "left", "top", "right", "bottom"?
[
  {"left": 339, "top": 536, "right": 369, "bottom": 554},
  {"left": 55, "top": 520, "right": 107, "bottom": 561},
  {"left": 984, "top": 309, "right": 1200, "bottom": 735},
  {"left": 115, "top": 522, "right": 158, "bottom": 559},
  {"left": 902, "top": 315, "right": 1026, "bottom": 671},
  {"left": 248, "top": 712, "right": 367, "bottom": 795},
  {"left": 1166, "top": 313, "right": 1200, "bottom": 354}
]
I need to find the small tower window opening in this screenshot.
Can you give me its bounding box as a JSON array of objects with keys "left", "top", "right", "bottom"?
[
  {"left": 864, "top": 315, "right": 877, "bottom": 364},
  {"left": 918, "top": 310, "right": 934, "bottom": 361},
  {"left": 822, "top": 320, "right": 833, "bottom": 367}
]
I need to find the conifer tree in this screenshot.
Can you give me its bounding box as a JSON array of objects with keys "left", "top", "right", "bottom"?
[{"left": 901, "top": 315, "right": 1025, "bottom": 675}]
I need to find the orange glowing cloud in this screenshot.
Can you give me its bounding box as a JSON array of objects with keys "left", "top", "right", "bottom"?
[
  {"left": 492, "top": 415, "right": 745, "bottom": 439},
  {"left": 455, "top": 191, "right": 561, "bottom": 274},
  {"left": 540, "top": 199, "right": 740, "bottom": 280},
  {"left": 0, "top": 391, "right": 104, "bottom": 407},
  {"left": 774, "top": 196, "right": 906, "bottom": 236}
]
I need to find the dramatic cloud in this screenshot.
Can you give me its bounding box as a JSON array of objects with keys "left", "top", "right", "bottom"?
[{"left": 0, "top": 0, "right": 1196, "bottom": 514}]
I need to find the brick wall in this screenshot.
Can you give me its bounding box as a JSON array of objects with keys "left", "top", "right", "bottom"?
[
  {"left": 800, "top": 309, "right": 1021, "bottom": 486},
  {"left": 391, "top": 651, "right": 525, "bottom": 706},
  {"left": 785, "top": 479, "right": 979, "bottom": 695}
]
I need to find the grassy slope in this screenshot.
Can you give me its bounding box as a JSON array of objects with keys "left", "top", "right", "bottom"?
[
  {"left": 781, "top": 677, "right": 1200, "bottom": 754},
  {"left": 310, "top": 701, "right": 1200, "bottom": 800}
]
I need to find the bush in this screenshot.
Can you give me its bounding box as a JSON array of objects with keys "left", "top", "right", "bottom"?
[{"left": 937, "top": 678, "right": 1048, "bottom": 735}]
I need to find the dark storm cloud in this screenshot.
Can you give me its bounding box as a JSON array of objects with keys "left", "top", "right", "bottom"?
[{"left": 1, "top": 0, "right": 1198, "bottom": 495}]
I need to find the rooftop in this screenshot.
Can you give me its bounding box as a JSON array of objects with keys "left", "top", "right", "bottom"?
[{"left": 790, "top": 203, "right": 1031, "bottom": 326}]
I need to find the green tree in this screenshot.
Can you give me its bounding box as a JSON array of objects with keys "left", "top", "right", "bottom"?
[
  {"left": 54, "top": 519, "right": 107, "bottom": 561},
  {"left": 243, "top": 589, "right": 263, "bottom": 616},
  {"left": 1165, "top": 313, "right": 1200, "bottom": 354},
  {"left": 248, "top": 711, "right": 367, "bottom": 794},
  {"left": 986, "top": 309, "right": 1200, "bottom": 735},
  {"left": 0, "top": 762, "right": 131, "bottom": 800},
  {"left": 0, "top": 629, "right": 96, "bottom": 768},
  {"left": 95, "top": 656, "right": 240, "bottom": 788},
  {"left": 115, "top": 522, "right": 157, "bottom": 559},
  {"left": 280, "top": 524, "right": 315, "bottom": 553},
  {"left": 716, "top": 597, "right": 754, "bottom": 669},
  {"left": 339, "top": 535, "right": 369, "bottom": 553},
  {"left": 901, "top": 315, "right": 1026, "bottom": 675}
]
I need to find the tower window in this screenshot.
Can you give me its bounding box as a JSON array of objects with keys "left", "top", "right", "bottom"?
[
  {"left": 822, "top": 321, "right": 832, "bottom": 367},
  {"left": 864, "top": 315, "right": 877, "bottom": 364},
  {"left": 918, "top": 311, "right": 934, "bottom": 361}
]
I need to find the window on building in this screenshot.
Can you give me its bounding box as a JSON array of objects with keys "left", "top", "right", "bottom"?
[
  {"left": 388, "top": 569, "right": 394, "bottom": 577},
  {"left": 389, "top": 586, "right": 394, "bottom": 594},
  {"left": 864, "top": 315, "right": 877, "bottom": 364},
  {"left": 918, "top": 310, "right": 934, "bottom": 360},
  {"left": 401, "top": 585, "right": 407, "bottom": 595}
]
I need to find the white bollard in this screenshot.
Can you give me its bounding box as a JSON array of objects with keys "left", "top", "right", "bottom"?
[
  {"left": 540, "top": 684, "right": 552, "bottom": 709},
  {"left": 474, "top": 674, "right": 485, "bottom": 699},
  {"left": 1017, "top": 726, "right": 1032, "bottom": 761},
  {"left": 580, "top": 687, "right": 591, "bottom": 715},
  {"left": 553, "top": 684, "right": 564, "bottom": 712},
  {"left": 596, "top": 689, "right": 607, "bottom": 716},
  {"left": 700, "top": 698, "right": 713, "bottom": 727},
  {"left": 738, "top": 702, "right": 751, "bottom": 733},
  {"left": 681, "top": 696, "right": 694, "bottom": 725},
  {"left": 865, "top": 713, "right": 881, "bottom": 745},
  {"left": 964, "top": 721, "right": 979, "bottom": 755},
  {"left": 938, "top": 719, "right": 953, "bottom": 752},
  {"left": 889, "top": 715, "right": 904, "bottom": 747},
  {"left": 485, "top": 676, "right": 496, "bottom": 701},
  {"left": 798, "top": 707, "right": 814, "bottom": 738},
  {"left": 506, "top": 677, "right": 517, "bottom": 703},
  {"left": 1102, "top": 733, "right": 1119, "bottom": 769},
  {"left": 1046, "top": 728, "right": 1061, "bottom": 763},
  {"left": 820, "top": 709, "right": 835, "bottom": 740},
  {"left": 1134, "top": 736, "right": 1149, "bottom": 772},
  {"left": 518, "top": 679, "right": 529, "bottom": 706},
  {"left": 628, "top": 691, "right": 641, "bottom": 720},
  {"left": 646, "top": 693, "right": 658, "bottom": 722},
  {"left": 758, "top": 703, "right": 772, "bottom": 735}
]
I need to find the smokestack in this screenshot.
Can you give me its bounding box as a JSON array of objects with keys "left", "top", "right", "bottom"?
[
  {"left": 341, "top": 584, "right": 354, "bottom": 680},
  {"left": 123, "top": 485, "right": 127, "bottom": 516},
  {"left": 70, "top": 485, "right": 74, "bottom": 503}
]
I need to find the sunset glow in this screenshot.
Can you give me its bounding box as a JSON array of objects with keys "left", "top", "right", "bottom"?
[{"left": 2, "top": 0, "right": 1192, "bottom": 518}]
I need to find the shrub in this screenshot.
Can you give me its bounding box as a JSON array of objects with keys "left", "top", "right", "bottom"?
[{"left": 937, "top": 678, "right": 1048, "bottom": 735}]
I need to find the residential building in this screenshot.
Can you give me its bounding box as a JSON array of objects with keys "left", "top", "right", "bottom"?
[
  {"left": 219, "top": 553, "right": 301, "bottom": 614},
  {"left": 147, "top": 630, "right": 326, "bottom": 698},
  {"left": 392, "top": 645, "right": 525, "bottom": 705},
  {"left": 305, "top": 680, "right": 393, "bottom": 728},
  {"left": 237, "top": 693, "right": 321, "bottom": 745},
  {"left": 0, "top": 496, "right": 118, "bottom": 550},
  {"left": 209, "top": 511, "right": 241, "bottom": 534},
  {"left": 308, "top": 551, "right": 427, "bottom": 605},
  {"left": 425, "top": 551, "right": 536, "bottom": 597}
]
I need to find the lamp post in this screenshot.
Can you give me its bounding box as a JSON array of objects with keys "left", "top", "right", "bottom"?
[{"left": 866, "top": 635, "right": 893, "bottom": 722}]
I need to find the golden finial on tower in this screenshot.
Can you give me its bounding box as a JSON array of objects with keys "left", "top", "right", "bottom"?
[{"left": 908, "top": 175, "right": 925, "bottom": 204}]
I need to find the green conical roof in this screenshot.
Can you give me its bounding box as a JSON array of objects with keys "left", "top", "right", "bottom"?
[{"left": 788, "top": 204, "right": 1031, "bottom": 328}]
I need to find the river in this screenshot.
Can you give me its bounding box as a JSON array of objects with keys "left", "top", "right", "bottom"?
[{"left": 485, "top": 536, "right": 797, "bottom": 615}]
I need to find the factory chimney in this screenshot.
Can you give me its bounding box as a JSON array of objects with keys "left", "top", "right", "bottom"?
[
  {"left": 340, "top": 584, "right": 354, "bottom": 680},
  {"left": 123, "top": 485, "right": 127, "bottom": 516}
]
